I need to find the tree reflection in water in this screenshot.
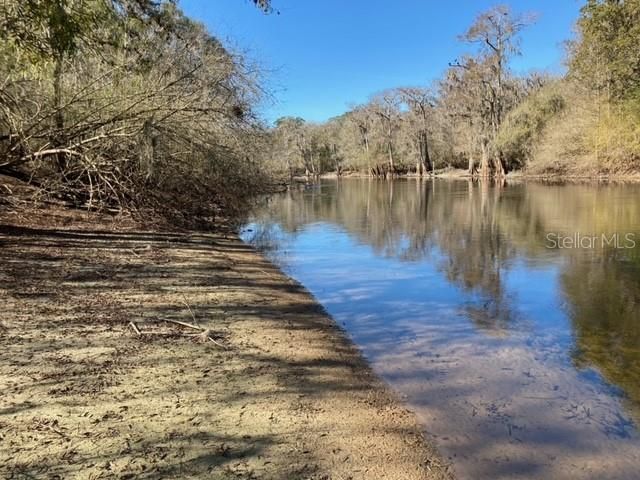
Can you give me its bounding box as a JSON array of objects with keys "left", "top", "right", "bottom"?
[{"left": 246, "top": 178, "right": 640, "bottom": 436}]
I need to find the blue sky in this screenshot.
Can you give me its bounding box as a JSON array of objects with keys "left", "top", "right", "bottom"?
[{"left": 178, "top": 0, "right": 584, "bottom": 123}]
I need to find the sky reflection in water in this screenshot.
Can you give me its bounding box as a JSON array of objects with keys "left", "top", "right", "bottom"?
[{"left": 242, "top": 179, "right": 640, "bottom": 479}]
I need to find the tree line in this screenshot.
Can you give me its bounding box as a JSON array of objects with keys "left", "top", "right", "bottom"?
[
  {"left": 0, "top": 0, "right": 274, "bottom": 225},
  {"left": 2, "top": 1, "right": 638, "bottom": 224},
  {"left": 269, "top": 2, "right": 640, "bottom": 179}
]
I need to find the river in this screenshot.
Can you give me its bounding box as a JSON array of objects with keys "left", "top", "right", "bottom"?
[{"left": 242, "top": 178, "right": 640, "bottom": 480}]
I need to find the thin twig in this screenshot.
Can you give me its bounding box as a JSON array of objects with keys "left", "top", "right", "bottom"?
[
  {"left": 208, "top": 337, "right": 227, "bottom": 349},
  {"left": 161, "top": 318, "right": 203, "bottom": 331},
  {"left": 129, "top": 321, "right": 141, "bottom": 335},
  {"left": 157, "top": 319, "right": 227, "bottom": 348},
  {"left": 181, "top": 294, "right": 198, "bottom": 324}
]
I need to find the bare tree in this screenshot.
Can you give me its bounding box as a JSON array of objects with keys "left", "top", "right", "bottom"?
[
  {"left": 456, "top": 5, "right": 535, "bottom": 177},
  {"left": 369, "top": 91, "right": 401, "bottom": 176},
  {"left": 0, "top": 0, "right": 272, "bottom": 223},
  {"left": 398, "top": 87, "right": 436, "bottom": 175}
]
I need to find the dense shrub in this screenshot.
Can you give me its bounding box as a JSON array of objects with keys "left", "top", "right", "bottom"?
[
  {"left": 0, "top": 0, "right": 274, "bottom": 226},
  {"left": 496, "top": 82, "right": 566, "bottom": 170}
]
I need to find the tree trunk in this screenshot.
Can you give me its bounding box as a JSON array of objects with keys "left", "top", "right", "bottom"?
[
  {"left": 286, "top": 156, "right": 293, "bottom": 183},
  {"left": 416, "top": 133, "right": 429, "bottom": 176},
  {"left": 141, "top": 119, "right": 156, "bottom": 180},
  {"left": 493, "top": 155, "right": 505, "bottom": 178},
  {"left": 422, "top": 130, "right": 432, "bottom": 173},
  {"left": 480, "top": 139, "right": 490, "bottom": 178},
  {"left": 468, "top": 152, "right": 476, "bottom": 175},
  {"left": 53, "top": 54, "right": 67, "bottom": 172}
]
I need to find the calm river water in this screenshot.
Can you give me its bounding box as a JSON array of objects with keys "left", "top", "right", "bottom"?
[{"left": 242, "top": 179, "right": 640, "bottom": 480}]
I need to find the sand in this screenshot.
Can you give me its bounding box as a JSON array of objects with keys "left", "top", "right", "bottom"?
[{"left": 0, "top": 203, "right": 451, "bottom": 480}]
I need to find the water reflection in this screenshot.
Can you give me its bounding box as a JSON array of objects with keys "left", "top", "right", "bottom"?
[
  {"left": 563, "top": 255, "right": 640, "bottom": 421},
  {"left": 243, "top": 179, "right": 640, "bottom": 479}
]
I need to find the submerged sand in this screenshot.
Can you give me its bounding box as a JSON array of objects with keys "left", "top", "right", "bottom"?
[{"left": 0, "top": 206, "right": 451, "bottom": 479}]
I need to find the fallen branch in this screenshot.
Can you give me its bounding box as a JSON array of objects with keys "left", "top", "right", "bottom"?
[
  {"left": 208, "top": 337, "right": 227, "bottom": 349},
  {"left": 161, "top": 321, "right": 228, "bottom": 348},
  {"left": 18, "top": 148, "right": 83, "bottom": 163},
  {"left": 161, "top": 318, "right": 204, "bottom": 331},
  {"left": 129, "top": 321, "right": 141, "bottom": 335},
  {"left": 198, "top": 328, "right": 228, "bottom": 349},
  {"left": 197, "top": 328, "right": 212, "bottom": 343}
]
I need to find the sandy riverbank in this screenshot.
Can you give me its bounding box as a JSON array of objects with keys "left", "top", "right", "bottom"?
[{"left": 0, "top": 203, "right": 451, "bottom": 479}]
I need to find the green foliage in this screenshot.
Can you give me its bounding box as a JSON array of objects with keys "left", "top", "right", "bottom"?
[
  {"left": 571, "top": 0, "right": 640, "bottom": 101},
  {"left": 495, "top": 81, "right": 565, "bottom": 169},
  {"left": 269, "top": 6, "right": 536, "bottom": 177},
  {"left": 522, "top": 0, "right": 640, "bottom": 176},
  {"left": 0, "top": 1, "right": 120, "bottom": 61}
]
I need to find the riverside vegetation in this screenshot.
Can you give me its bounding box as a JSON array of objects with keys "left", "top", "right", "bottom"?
[
  {"left": 270, "top": 2, "right": 640, "bottom": 180},
  {"left": 1, "top": 1, "right": 640, "bottom": 227},
  {"left": 0, "top": 0, "right": 275, "bottom": 225}
]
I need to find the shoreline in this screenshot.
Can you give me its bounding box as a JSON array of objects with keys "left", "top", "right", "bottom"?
[
  {"left": 0, "top": 205, "right": 452, "bottom": 479},
  {"left": 311, "top": 170, "right": 640, "bottom": 182}
]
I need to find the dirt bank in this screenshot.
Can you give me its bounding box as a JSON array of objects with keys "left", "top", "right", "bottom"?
[{"left": 0, "top": 204, "right": 451, "bottom": 479}]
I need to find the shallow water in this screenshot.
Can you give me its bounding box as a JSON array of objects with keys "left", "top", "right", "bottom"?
[{"left": 242, "top": 179, "right": 640, "bottom": 480}]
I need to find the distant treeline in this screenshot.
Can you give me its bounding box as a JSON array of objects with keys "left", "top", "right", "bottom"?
[
  {"left": 0, "top": 0, "right": 274, "bottom": 225},
  {"left": 269, "top": 2, "right": 640, "bottom": 178}
]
